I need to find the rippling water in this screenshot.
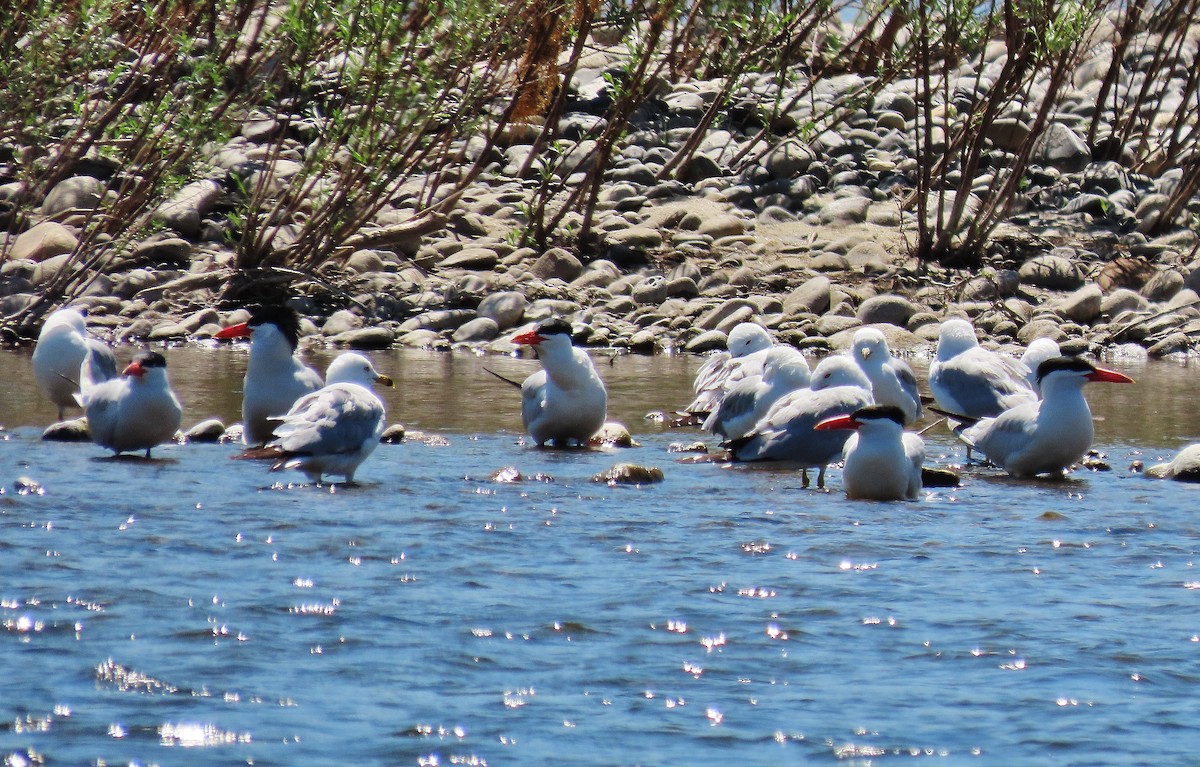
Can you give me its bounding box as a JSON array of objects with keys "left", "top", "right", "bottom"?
[{"left": 2, "top": 344, "right": 1199, "bottom": 766}]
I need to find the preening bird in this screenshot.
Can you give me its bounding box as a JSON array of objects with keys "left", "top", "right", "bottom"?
[
  {"left": 850, "top": 328, "right": 922, "bottom": 424},
  {"left": 727, "top": 356, "right": 874, "bottom": 488},
  {"left": 816, "top": 405, "right": 925, "bottom": 501},
  {"left": 703, "top": 345, "right": 811, "bottom": 440},
  {"left": 267, "top": 352, "right": 393, "bottom": 484},
  {"left": 81, "top": 350, "right": 182, "bottom": 458},
  {"left": 685, "top": 322, "right": 774, "bottom": 416},
  {"left": 928, "top": 318, "right": 1037, "bottom": 419},
  {"left": 512, "top": 318, "right": 608, "bottom": 447},
  {"left": 32, "top": 307, "right": 116, "bottom": 420},
  {"left": 950, "top": 356, "right": 1134, "bottom": 477},
  {"left": 215, "top": 305, "right": 324, "bottom": 445}
]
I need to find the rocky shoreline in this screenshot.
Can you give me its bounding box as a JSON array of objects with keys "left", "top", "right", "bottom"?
[{"left": 5, "top": 25, "right": 1200, "bottom": 359}]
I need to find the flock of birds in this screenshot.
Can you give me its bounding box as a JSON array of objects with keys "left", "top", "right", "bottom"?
[
  {"left": 29, "top": 304, "right": 1134, "bottom": 499},
  {"left": 678, "top": 319, "right": 1134, "bottom": 498}
]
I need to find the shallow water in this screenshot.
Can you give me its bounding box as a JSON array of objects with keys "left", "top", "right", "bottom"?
[{"left": 2, "top": 344, "right": 1199, "bottom": 766}]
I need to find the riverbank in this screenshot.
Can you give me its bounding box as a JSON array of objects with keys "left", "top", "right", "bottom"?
[{"left": 3, "top": 6, "right": 1200, "bottom": 358}]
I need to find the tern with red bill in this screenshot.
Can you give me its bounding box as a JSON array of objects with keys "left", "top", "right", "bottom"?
[
  {"left": 816, "top": 405, "right": 925, "bottom": 501},
  {"left": 949, "top": 356, "right": 1134, "bottom": 477},
  {"left": 81, "top": 351, "right": 183, "bottom": 457},
  {"left": 214, "top": 305, "right": 323, "bottom": 445},
  {"left": 267, "top": 352, "right": 393, "bottom": 484},
  {"left": 510, "top": 318, "right": 607, "bottom": 447}
]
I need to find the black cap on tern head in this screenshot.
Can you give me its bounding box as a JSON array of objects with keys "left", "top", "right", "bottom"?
[
  {"left": 536, "top": 317, "right": 574, "bottom": 337},
  {"left": 247, "top": 305, "right": 303, "bottom": 350},
  {"left": 133, "top": 350, "right": 168, "bottom": 368},
  {"left": 853, "top": 405, "right": 907, "bottom": 426},
  {"left": 1035, "top": 355, "right": 1091, "bottom": 384}
]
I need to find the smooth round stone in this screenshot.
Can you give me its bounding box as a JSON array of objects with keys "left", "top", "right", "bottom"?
[
  {"left": 531, "top": 248, "right": 584, "bottom": 281},
  {"left": 961, "top": 270, "right": 1020, "bottom": 300},
  {"left": 1018, "top": 255, "right": 1084, "bottom": 290},
  {"left": 43, "top": 418, "right": 90, "bottom": 442},
  {"left": 783, "top": 276, "right": 832, "bottom": 316},
  {"left": 438, "top": 248, "right": 498, "bottom": 271},
  {"left": 322, "top": 309, "right": 362, "bottom": 335},
  {"left": 334, "top": 327, "right": 395, "bottom": 349},
  {"left": 11, "top": 222, "right": 78, "bottom": 261},
  {"left": 397, "top": 329, "right": 442, "bottom": 348},
  {"left": 1140, "top": 269, "right": 1184, "bottom": 302},
  {"left": 698, "top": 214, "right": 747, "bottom": 239},
  {"left": 452, "top": 317, "right": 500, "bottom": 344},
  {"left": 856, "top": 294, "right": 919, "bottom": 327},
  {"left": 1054, "top": 284, "right": 1103, "bottom": 323},
  {"left": 631, "top": 276, "right": 669, "bottom": 305},
  {"left": 42, "top": 176, "right": 106, "bottom": 216},
  {"left": 185, "top": 419, "right": 227, "bottom": 443},
  {"left": 818, "top": 196, "right": 870, "bottom": 224},
  {"left": 477, "top": 291, "right": 527, "bottom": 329},
  {"left": 685, "top": 329, "right": 729, "bottom": 353},
  {"left": 1100, "top": 288, "right": 1149, "bottom": 316},
  {"left": 763, "top": 140, "right": 816, "bottom": 179}
]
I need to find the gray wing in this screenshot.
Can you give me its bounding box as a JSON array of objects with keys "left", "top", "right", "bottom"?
[
  {"left": 962, "top": 402, "right": 1038, "bottom": 459},
  {"left": 889, "top": 359, "right": 922, "bottom": 418},
  {"left": 84, "top": 338, "right": 118, "bottom": 382},
  {"left": 273, "top": 385, "right": 384, "bottom": 455},
  {"left": 704, "top": 375, "right": 762, "bottom": 436},
  {"left": 903, "top": 433, "right": 926, "bottom": 499},
  {"left": 734, "top": 385, "right": 873, "bottom": 466},
  {"left": 686, "top": 352, "right": 732, "bottom": 414},
  {"left": 931, "top": 357, "right": 1037, "bottom": 418},
  {"left": 520, "top": 369, "right": 548, "bottom": 430}
]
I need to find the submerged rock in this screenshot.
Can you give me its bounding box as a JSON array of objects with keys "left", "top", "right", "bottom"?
[
  {"left": 184, "top": 418, "right": 226, "bottom": 443},
  {"left": 592, "top": 463, "right": 665, "bottom": 485},
  {"left": 920, "top": 467, "right": 961, "bottom": 487},
  {"left": 589, "top": 421, "right": 639, "bottom": 448},
  {"left": 42, "top": 418, "right": 90, "bottom": 442},
  {"left": 380, "top": 424, "right": 407, "bottom": 443}
]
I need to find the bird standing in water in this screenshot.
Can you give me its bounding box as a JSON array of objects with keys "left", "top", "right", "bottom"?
[
  {"left": 952, "top": 356, "right": 1134, "bottom": 477},
  {"left": 512, "top": 318, "right": 608, "bottom": 447},
  {"left": 816, "top": 405, "right": 925, "bottom": 501},
  {"left": 82, "top": 351, "right": 183, "bottom": 458},
  {"left": 267, "top": 352, "right": 393, "bottom": 484},
  {"left": 32, "top": 307, "right": 117, "bottom": 420},
  {"left": 215, "top": 306, "right": 323, "bottom": 446},
  {"left": 850, "top": 328, "right": 922, "bottom": 425}
]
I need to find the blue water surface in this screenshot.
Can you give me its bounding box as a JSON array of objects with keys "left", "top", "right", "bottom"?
[{"left": 2, "top": 348, "right": 1199, "bottom": 766}]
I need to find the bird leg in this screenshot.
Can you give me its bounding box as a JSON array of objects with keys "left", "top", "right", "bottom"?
[
  {"left": 817, "top": 466, "right": 827, "bottom": 488},
  {"left": 801, "top": 468, "right": 810, "bottom": 488}
]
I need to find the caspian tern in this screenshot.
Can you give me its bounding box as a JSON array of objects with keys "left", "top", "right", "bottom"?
[
  {"left": 215, "top": 306, "right": 323, "bottom": 445},
  {"left": 952, "top": 356, "right": 1134, "bottom": 477},
  {"left": 82, "top": 351, "right": 183, "bottom": 457},
  {"left": 816, "top": 405, "right": 925, "bottom": 500},
  {"left": 929, "top": 318, "right": 1037, "bottom": 418},
  {"left": 512, "top": 318, "right": 608, "bottom": 447},
  {"left": 267, "top": 352, "right": 393, "bottom": 484},
  {"left": 728, "top": 356, "right": 874, "bottom": 487},
  {"left": 850, "top": 328, "right": 922, "bottom": 424},
  {"left": 1020, "top": 337, "right": 1062, "bottom": 394},
  {"left": 703, "top": 345, "right": 810, "bottom": 439},
  {"left": 685, "top": 322, "right": 774, "bottom": 415},
  {"left": 31, "top": 308, "right": 117, "bottom": 420}
]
